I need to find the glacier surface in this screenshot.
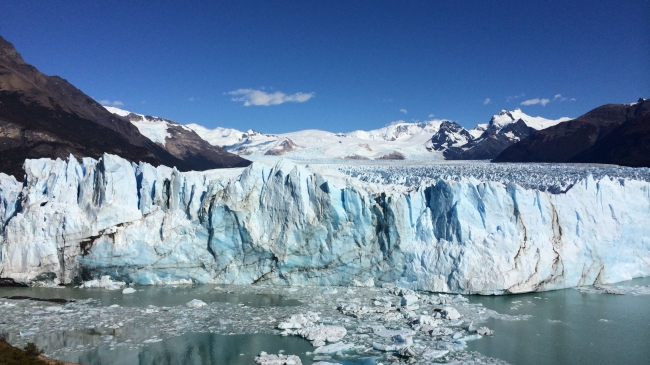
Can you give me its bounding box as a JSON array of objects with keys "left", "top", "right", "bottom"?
[{"left": 1, "top": 154, "right": 649, "bottom": 294}]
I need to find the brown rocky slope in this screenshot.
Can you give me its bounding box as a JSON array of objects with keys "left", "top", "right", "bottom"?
[
  {"left": 0, "top": 36, "right": 249, "bottom": 180},
  {"left": 494, "top": 99, "right": 650, "bottom": 167}
]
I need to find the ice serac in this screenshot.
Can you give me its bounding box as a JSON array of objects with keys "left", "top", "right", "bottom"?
[{"left": 1, "top": 154, "right": 649, "bottom": 294}]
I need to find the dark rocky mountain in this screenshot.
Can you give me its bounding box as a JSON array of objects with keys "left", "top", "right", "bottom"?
[
  {"left": 0, "top": 36, "right": 249, "bottom": 180},
  {"left": 425, "top": 121, "right": 473, "bottom": 151},
  {"left": 494, "top": 99, "right": 650, "bottom": 167},
  {"left": 444, "top": 118, "right": 537, "bottom": 160},
  {"left": 105, "top": 108, "right": 252, "bottom": 170}
]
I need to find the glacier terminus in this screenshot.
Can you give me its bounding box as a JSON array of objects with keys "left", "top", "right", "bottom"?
[{"left": 1, "top": 153, "right": 649, "bottom": 294}]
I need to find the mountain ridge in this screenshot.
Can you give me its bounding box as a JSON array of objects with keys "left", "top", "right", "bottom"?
[
  {"left": 0, "top": 35, "right": 249, "bottom": 179},
  {"left": 184, "top": 108, "right": 570, "bottom": 161},
  {"left": 494, "top": 99, "right": 650, "bottom": 167}
]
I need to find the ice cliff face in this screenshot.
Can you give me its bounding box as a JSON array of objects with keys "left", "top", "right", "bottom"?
[{"left": 1, "top": 154, "right": 649, "bottom": 294}]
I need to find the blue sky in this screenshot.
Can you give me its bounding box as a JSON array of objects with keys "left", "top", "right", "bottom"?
[{"left": 2, "top": 1, "right": 648, "bottom": 133}]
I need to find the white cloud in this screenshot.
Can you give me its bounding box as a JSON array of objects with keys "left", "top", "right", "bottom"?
[
  {"left": 521, "top": 98, "right": 550, "bottom": 106},
  {"left": 98, "top": 99, "right": 124, "bottom": 106},
  {"left": 428, "top": 114, "right": 435, "bottom": 118},
  {"left": 570, "top": 98, "right": 576, "bottom": 101},
  {"left": 506, "top": 93, "right": 525, "bottom": 102},
  {"left": 483, "top": 98, "right": 491, "bottom": 105},
  {"left": 228, "top": 89, "right": 314, "bottom": 106},
  {"left": 554, "top": 94, "right": 570, "bottom": 102},
  {"left": 400, "top": 109, "right": 408, "bottom": 114}
]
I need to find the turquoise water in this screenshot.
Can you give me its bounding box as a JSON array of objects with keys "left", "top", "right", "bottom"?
[
  {"left": 54, "top": 332, "right": 375, "bottom": 365},
  {"left": 61, "top": 333, "right": 317, "bottom": 365},
  {"left": 2, "top": 279, "right": 649, "bottom": 364},
  {"left": 467, "top": 277, "right": 650, "bottom": 365},
  {"left": 0, "top": 285, "right": 301, "bottom": 307}
]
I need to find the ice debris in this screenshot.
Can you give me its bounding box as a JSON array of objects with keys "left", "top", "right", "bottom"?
[
  {"left": 294, "top": 325, "right": 347, "bottom": 346},
  {"left": 186, "top": 299, "right": 207, "bottom": 308},
  {"left": 0, "top": 283, "right": 528, "bottom": 363},
  {"left": 442, "top": 307, "right": 462, "bottom": 320},
  {"left": 576, "top": 284, "right": 650, "bottom": 296},
  {"left": 255, "top": 351, "right": 302, "bottom": 365},
  {"left": 313, "top": 341, "right": 354, "bottom": 354},
  {"left": 80, "top": 276, "right": 125, "bottom": 290},
  {"left": 277, "top": 312, "right": 320, "bottom": 329}
]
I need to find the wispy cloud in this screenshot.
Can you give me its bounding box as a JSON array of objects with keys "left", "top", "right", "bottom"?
[
  {"left": 506, "top": 93, "right": 525, "bottom": 102},
  {"left": 553, "top": 94, "right": 576, "bottom": 102},
  {"left": 228, "top": 89, "right": 314, "bottom": 106},
  {"left": 189, "top": 97, "right": 195, "bottom": 102},
  {"left": 521, "top": 98, "right": 551, "bottom": 106},
  {"left": 400, "top": 108, "right": 408, "bottom": 114},
  {"left": 428, "top": 114, "right": 435, "bottom": 118},
  {"left": 98, "top": 99, "right": 124, "bottom": 106},
  {"left": 483, "top": 98, "right": 491, "bottom": 105}
]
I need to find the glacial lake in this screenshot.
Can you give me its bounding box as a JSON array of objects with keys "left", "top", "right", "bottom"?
[
  {"left": 59, "top": 332, "right": 376, "bottom": 365},
  {"left": 466, "top": 276, "right": 650, "bottom": 365},
  {"left": 1, "top": 278, "right": 649, "bottom": 365},
  {"left": 0, "top": 284, "right": 302, "bottom": 308}
]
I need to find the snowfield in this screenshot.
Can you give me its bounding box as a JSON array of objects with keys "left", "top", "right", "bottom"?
[{"left": 1, "top": 154, "right": 649, "bottom": 294}]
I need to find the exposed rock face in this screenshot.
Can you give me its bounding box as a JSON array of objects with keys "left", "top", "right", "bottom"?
[
  {"left": 494, "top": 99, "right": 650, "bottom": 166},
  {"left": 264, "top": 139, "right": 302, "bottom": 156},
  {"left": 1, "top": 154, "right": 649, "bottom": 294},
  {"left": 0, "top": 36, "right": 249, "bottom": 180},
  {"left": 426, "top": 121, "right": 473, "bottom": 152},
  {"left": 572, "top": 106, "right": 650, "bottom": 167},
  {"left": 105, "top": 108, "right": 251, "bottom": 170},
  {"left": 444, "top": 119, "right": 537, "bottom": 160},
  {"left": 378, "top": 151, "right": 406, "bottom": 160}
]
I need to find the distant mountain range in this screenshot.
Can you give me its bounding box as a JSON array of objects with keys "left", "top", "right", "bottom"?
[
  {"left": 1, "top": 34, "right": 647, "bottom": 175},
  {"left": 0, "top": 36, "right": 249, "bottom": 180},
  {"left": 181, "top": 109, "right": 570, "bottom": 161}
]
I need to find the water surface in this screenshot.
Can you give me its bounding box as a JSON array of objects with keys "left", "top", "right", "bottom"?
[
  {"left": 0, "top": 285, "right": 301, "bottom": 307},
  {"left": 467, "top": 277, "right": 650, "bottom": 365}
]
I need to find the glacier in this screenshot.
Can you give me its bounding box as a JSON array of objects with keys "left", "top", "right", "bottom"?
[{"left": 1, "top": 153, "right": 649, "bottom": 294}]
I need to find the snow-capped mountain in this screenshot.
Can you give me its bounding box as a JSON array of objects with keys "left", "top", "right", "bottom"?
[
  {"left": 443, "top": 109, "right": 572, "bottom": 160},
  {"left": 185, "top": 109, "right": 571, "bottom": 161},
  {"left": 486, "top": 108, "right": 570, "bottom": 133},
  {"left": 425, "top": 121, "right": 474, "bottom": 151},
  {"left": 188, "top": 120, "right": 457, "bottom": 160},
  {"left": 104, "top": 107, "right": 250, "bottom": 169},
  {"left": 346, "top": 120, "right": 446, "bottom": 141},
  {"left": 104, "top": 104, "right": 573, "bottom": 163},
  {"left": 184, "top": 124, "right": 255, "bottom": 147}
]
